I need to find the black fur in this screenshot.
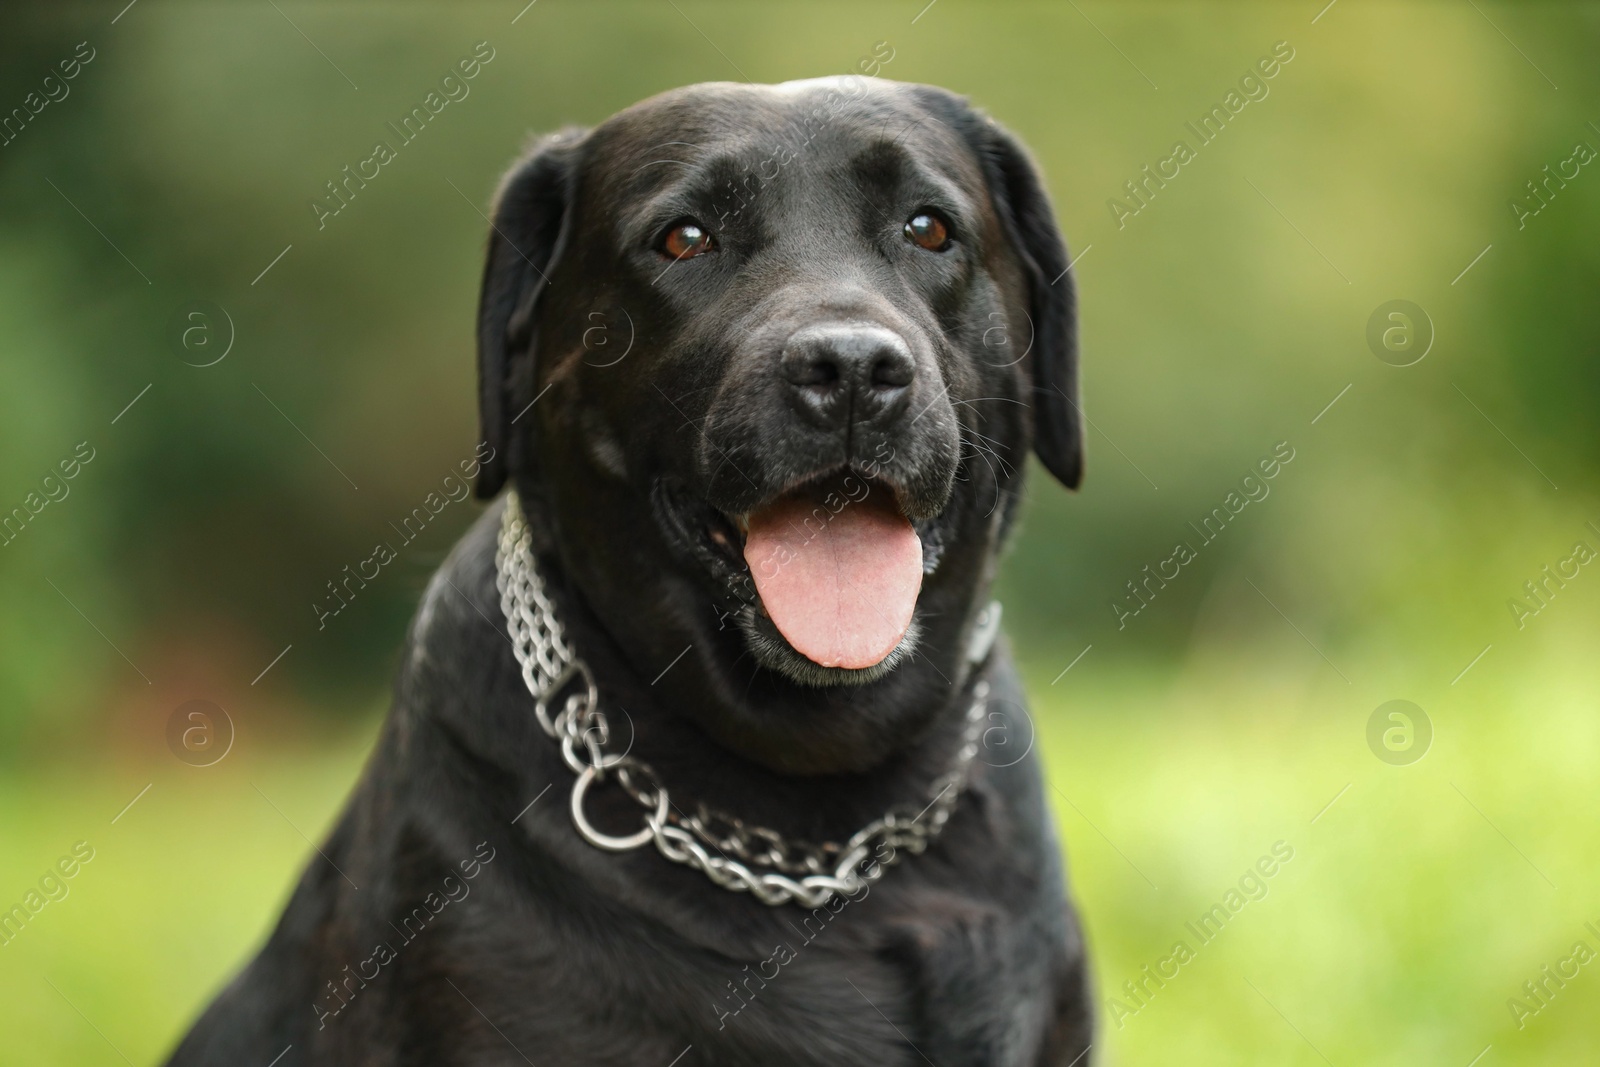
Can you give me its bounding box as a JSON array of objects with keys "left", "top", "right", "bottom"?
[{"left": 165, "top": 77, "right": 1093, "bottom": 1067}]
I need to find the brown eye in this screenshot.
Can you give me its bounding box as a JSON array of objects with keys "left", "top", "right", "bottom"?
[
  {"left": 904, "top": 211, "right": 951, "bottom": 251},
  {"left": 661, "top": 220, "right": 713, "bottom": 260}
]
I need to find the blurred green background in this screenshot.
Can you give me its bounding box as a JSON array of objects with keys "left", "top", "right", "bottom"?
[{"left": 2, "top": 1, "right": 1598, "bottom": 1063}]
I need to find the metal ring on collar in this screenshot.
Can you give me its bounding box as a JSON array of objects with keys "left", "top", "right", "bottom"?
[
  {"left": 536, "top": 660, "right": 597, "bottom": 738},
  {"left": 570, "top": 765, "right": 664, "bottom": 851}
]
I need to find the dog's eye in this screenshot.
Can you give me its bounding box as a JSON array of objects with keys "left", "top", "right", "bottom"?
[
  {"left": 661, "top": 220, "right": 714, "bottom": 260},
  {"left": 904, "top": 211, "right": 952, "bottom": 252}
]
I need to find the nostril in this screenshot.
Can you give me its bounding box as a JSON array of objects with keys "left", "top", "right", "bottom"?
[
  {"left": 871, "top": 351, "right": 914, "bottom": 390},
  {"left": 781, "top": 341, "right": 842, "bottom": 392},
  {"left": 797, "top": 357, "right": 841, "bottom": 390}
]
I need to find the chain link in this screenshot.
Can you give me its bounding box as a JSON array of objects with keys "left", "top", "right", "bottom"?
[{"left": 496, "top": 491, "right": 989, "bottom": 908}]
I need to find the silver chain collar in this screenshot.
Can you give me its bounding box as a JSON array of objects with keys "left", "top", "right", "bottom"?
[{"left": 494, "top": 491, "right": 992, "bottom": 908}]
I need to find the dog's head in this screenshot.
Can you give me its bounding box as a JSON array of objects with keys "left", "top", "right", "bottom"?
[{"left": 474, "top": 78, "right": 1081, "bottom": 774}]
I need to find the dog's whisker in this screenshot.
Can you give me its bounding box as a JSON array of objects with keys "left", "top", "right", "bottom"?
[
  {"left": 631, "top": 158, "right": 696, "bottom": 178},
  {"left": 963, "top": 426, "right": 1016, "bottom": 451},
  {"left": 959, "top": 433, "right": 1015, "bottom": 479},
  {"left": 960, "top": 438, "right": 1007, "bottom": 518},
  {"left": 951, "top": 395, "right": 1027, "bottom": 411}
]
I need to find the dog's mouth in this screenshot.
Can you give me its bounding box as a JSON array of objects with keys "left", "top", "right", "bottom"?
[
  {"left": 741, "top": 472, "right": 924, "bottom": 669},
  {"left": 660, "top": 468, "right": 948, "bottom": 684}
]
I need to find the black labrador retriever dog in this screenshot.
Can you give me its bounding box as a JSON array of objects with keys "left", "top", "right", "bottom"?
[{"left": 167, "top": 76, "right": 1092, "bottom": 1066}]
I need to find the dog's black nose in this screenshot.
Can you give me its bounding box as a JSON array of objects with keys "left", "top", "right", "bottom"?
[{"left": 780, "top": 324, "right": 915, "bottom": 429}]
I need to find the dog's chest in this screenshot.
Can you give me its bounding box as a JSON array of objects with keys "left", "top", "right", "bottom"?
[{"left": 690, "top": 891, "right": 1053, "bottom": 1067}]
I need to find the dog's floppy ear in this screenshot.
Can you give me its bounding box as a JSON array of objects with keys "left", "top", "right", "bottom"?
[
  {"left": 474, "top": 128, "right": 588, "bottom": 499},
  {"left": 930, "top": 95, "right": 1083, "bottom": 490}
]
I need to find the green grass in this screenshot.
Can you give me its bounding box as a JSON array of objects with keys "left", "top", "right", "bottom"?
[
  {"left": 1026, "top": 648, "right": 1600, "bottom": 1065},
  {"left": 0, "top": 728, "right": 376, "bottom": 1066},
  {"left": 3, "top": 639, "right": 1597, "bottom": 1065}
]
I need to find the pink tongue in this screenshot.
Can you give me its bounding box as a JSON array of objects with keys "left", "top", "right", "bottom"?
[{"left": 743, "top": 484, "right": 923, "bottom": 670}]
